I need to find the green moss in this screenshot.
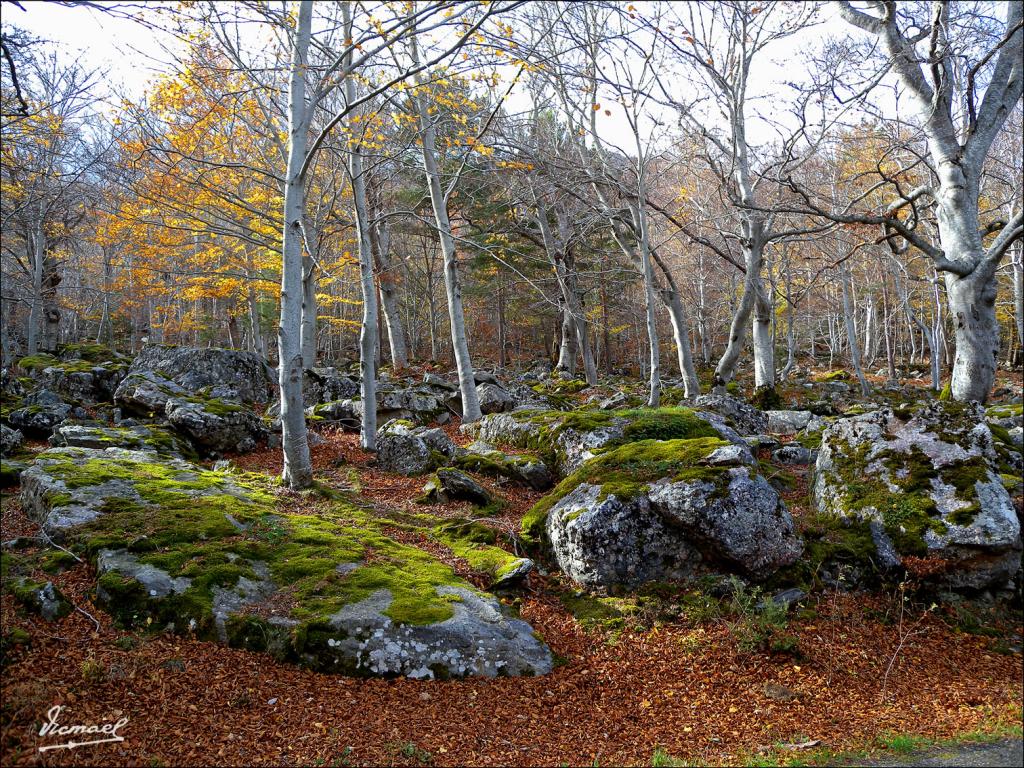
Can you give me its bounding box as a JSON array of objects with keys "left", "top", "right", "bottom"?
[
  {"left": 797, "top": 428, "right": 824, "bottom": 450},
  {"left": 750, "top": 386, "right": 784, "bottom": 411},
  {"left": 620, "top": 408, "right": 720, "bottom": 443},
  {"left": 815, "top": 370, "right": 850, "bottom": 382},
  {"left": 521, "top": 436, "right": 730, "bottom": 544},
  {"left": 986, "top": 403, "right": 1023, "bottom": 420},
  {"left": 938, "top": 382, "right": 952, "bottom": 400},
  {"left": 17, "top": 353, "right": 60, "bottom": 371},
  {"left": 57, "top": 342, "right": 119, "bottom": 363}
]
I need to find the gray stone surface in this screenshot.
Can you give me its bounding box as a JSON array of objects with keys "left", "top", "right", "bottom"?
[
  {"left": 6, "top": 389, "right": 72, "bottom": 437},
  {"left": 476, "top": 381, "right": 516, "bottom": 415},
  {"left": 49, "top": 423, "right": 191, "bottom": 457},
  {"left": 813, "top": 403, "right": 1022, "bottom": 590},
  {"left": 313, "top": 587, "right": 552, "bottom": 679},
  {"left": 126, "top": 344, "right": 275, "bottom": 404},
  {"left": 165, "top": 398, "right": 268, "bottom": 455},
  {"left": 422, "top": 468, "right": 492, "bottom": 506},
  {"left": 376, "top": 420, "right": 457, "bottom": 475},
  {"left": 693, "top": 394, "right": 769, "bottom": 435},
  {"left": 1, "top": 424, "right": 24, "bottom": 457}
]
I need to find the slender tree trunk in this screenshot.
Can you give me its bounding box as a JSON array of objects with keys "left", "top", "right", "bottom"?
[
  {"left": 751, "top": 276, "right": 774, "bottom": 391},
  {"left": 300, "top": 252, "right": 317, "bottom": 365},
  {"left": 277, "top": 0, "right": 314, "bottom": 489},
  {"left": 713, "top": 242, "right": 763, "bottom": 392},
  {"left": 371, "top": 221, "right": 409, "bottom": 369},
  {"left": 344, "top": 2, "right": 378, "bottom": 450},
  {"left": 410, "top": 33, "right": 481, "bottom": 422},
  {"left": 27, "top": 223, "right": 44, "bottom": 355},
  {"left": 841, "top": 266, "right": 871, "bottom": 397},
  {"left": 1013, "top": 242, "right": 1024, "bottom": 365}
]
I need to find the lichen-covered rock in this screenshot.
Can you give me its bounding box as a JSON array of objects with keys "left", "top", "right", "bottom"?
[
  {"left": 455, "top": 442, "right": 554, "bottom": 491},
  {"left": 303, "top": 367, "right": 358, "bottom": 405},
  {"left": 539, "top": 437, "right": 802, "bottom": 587},
  {"left": 421, "top": 468, "right": 492, "bottom": 506},
  {"left": 476, "top": 381, "right": 516, "bottom": 415},
  {"left": 37, "top": 360, "right": 127, "bottom": 405},
  {"left": 766, "top": 410, "right": 823, "bottom": 435},
  {"left": 125, "top": 344, "right": 275, "bottom": 404},
  {"left": 813, "top": 402, "right": 1022, "bottom": 590},
  {"left": 7, "top": 578, "right": 72, "bottom": 621},
  {"left": 114, "top": 370, "right": 188, "bottom": 415},
  {"left": 6, "top": 389, "right": 72, "bottom": 437},
  {"left": 693, "top": 394, "right": 769, "bottom": 435},
  {"left": 49, "top": 423, "right": 192, "bottom": 458},
  {"left": 546, "top": 483, "right": 703, "bottom": 588},
  {"left": 165, "top": 398, "right": 268, "bottom": 456},
  {"left": 468, "top": 407, "right": 749, "bottom": 476},
  {"left": 376, "top": 420, "right": 457, "bottom": 475},
  {"left": 1, "top": 424, "right": 24, "bottom": 457},
  {"left": 298, "top": 587, "right": 550, "bottom": 678},
  {"left": 19, "top": 446, "right": 266, "bottom": 534},
  {"left": 773, "top": 445, "right": 815, "bottom": 465},
  {"left": 307, "top": 399, "right": 361, "bottom": 430}
]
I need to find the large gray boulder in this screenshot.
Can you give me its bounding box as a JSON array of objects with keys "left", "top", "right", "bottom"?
[
  {"left": 376, "top": 420, "right": 458, "bottom": 475},
  {"left": 49, "top": 423, "right": 192, "bottom": 458},
  {"left": 20, "top": 444, "right": 551, "bottom": 680},
  {"left": 122, "top": 344, "right": 275, "bottom": 405},
  {"left": 544, "top": 438, "right": 802, "bottom": 588},
  {"left": 476, "top": 381, "right": 516, "bottom": 415},
  {"left": 113, "top": 370, "right": 189, "bottom": 416},
  {"left": 6, "top": 389, "right": 72, "bottom": 437},
  {"left": 1, "top": 424, "right": 24, "bottom": 457},
  {"left": 766, "top": 410, "right": 824, "bottom": 435},
  {"left": 693, "top": 394, "right": 769, "bottom": 435},
  {"left": 812, "top": 402, "right": 1022, "bottom": 590},
  {"left": 303, "top": 367, "right": 358, "bottom": 405},
  {"left": 165, "top": 398, "right": 268, "bottom": 456}
]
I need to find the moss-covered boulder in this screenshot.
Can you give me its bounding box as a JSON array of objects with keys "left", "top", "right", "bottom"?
[
  {"left": 49, "top": 423, "right": 193, "bottom": 458},
  {"left": 693, "top": 394, "right": 769, "bottom": 435},
  {"left": 533, "top": 437, "right": 802, "bottom": 588},
  {"left": 466, "top": 406, "right": 735, "bottom": 476},
  {"left": 376, "top": 420, "right": 457, "bottom": 475},
  {"left": 453, "top": 442, "right": 554, "bottom": 491},
  {"left": 420, "top": 468, "right": 492, "bottom": 506},
  {"left": 812, "top": 402, "right": 1022, "bottom": 590},
  {"left": 165, "top": 397, "right": 268, "bottom": 456},
  {"left": 18, "top": 447, "right": 552, "bottom": 679},
  {"left": 124, "top": 344, "right": 275, "bottom": 404},
  {"left": 5, "top": 389, "right": 73, "bottom": 438}
]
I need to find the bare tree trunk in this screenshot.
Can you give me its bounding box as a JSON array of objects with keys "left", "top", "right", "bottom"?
[
  {"left": 841, "top": 265, "right": 871, "bottom": 397},
  {"left": 651, "top": 251, "right": 700, "bottom": 398},
  {"left": 344, "top": 1, "right": 378, "bottom": 450},
  {"left": 27, "top": 223, "right": 44, "bottom": 355},
  {"left": 278, "top": 0, "right": 314, "bottom": 489},
  {"left": 556, "top": 304, "right": 577, "bottom": 375},
  {"left": 371, "top": 221, "right": 409, "bottom": 369},
  {"left": 410, "top": 31, "right": 481, "bottom": 422},
  {"left": 300, "top": 252, "right": 317, "bottom": 365}
]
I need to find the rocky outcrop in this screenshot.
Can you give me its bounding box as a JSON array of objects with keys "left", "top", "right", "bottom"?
[
  {"left": 812, "top": 402, "right": 1021, "bottom": 590},
  {"left": 49, "top": 423, "right": 193, "bottom": 458},
  {"left": 540, "top": 437, "right": 802, "bottom": 588},
  {"left": 693, "top": 394, "right": 769, "bottom": 435},
  {"left": 122, "top": 344, "right": 275, "bottom": 405},
  {"left": 6, "top": 390, "right": 73, "bottom": 437},
  {"left": 476, "top": 382, "right": 516, "bottom": 415},
  {"left": 1, "top": 424, "right": 24, "bottom": 457},
  {"left": 165, "top": 398, "right": 268, "bottom": 456},
  {"left": 421, "top": 468, "right": 492, "bottom": 506},
  {"left": 376, "top": 420, "right": 458, "bottom": 475},
  {"left": 455, "top": 442, "right": 554, "bottom": 491},
  {"left": 19, "top": 444, "right": 551, "bottom": 679}
]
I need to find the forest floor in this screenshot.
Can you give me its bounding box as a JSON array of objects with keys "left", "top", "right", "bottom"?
[{"left": 1, "top": 368, "right": 1022, "bottom": 767}]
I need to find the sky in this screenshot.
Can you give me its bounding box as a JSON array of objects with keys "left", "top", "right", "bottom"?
[{"left": 5, "top": 0, "right": 865, "bottom": 152}]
